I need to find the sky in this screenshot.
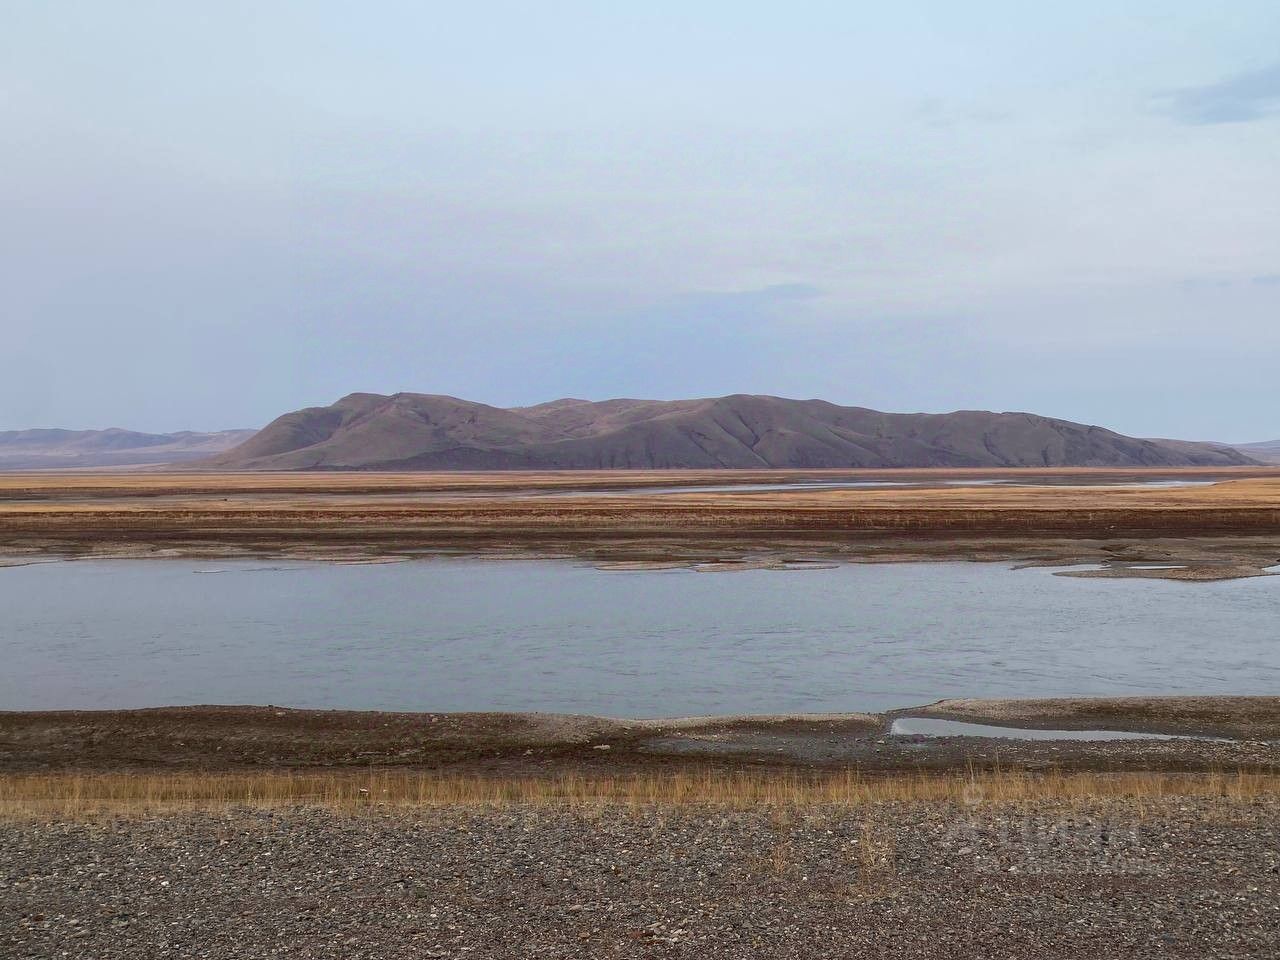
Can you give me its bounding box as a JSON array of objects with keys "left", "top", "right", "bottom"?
[{"left": 3, "top": 2, "right": 1278, "bottom": 441}]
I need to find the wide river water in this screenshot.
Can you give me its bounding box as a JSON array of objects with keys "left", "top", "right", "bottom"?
[{"left": 2, "top": 559, "right": 1277, "bottom": 716}]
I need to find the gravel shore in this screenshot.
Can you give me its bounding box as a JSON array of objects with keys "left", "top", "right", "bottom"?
[{"left": 5, "top": 798, "right": 1279, "bottom": 958}]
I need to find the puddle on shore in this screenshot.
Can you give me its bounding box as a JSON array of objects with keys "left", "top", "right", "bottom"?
[{"left": 889, "top": 717, "right": 1204, "bottom": 741}]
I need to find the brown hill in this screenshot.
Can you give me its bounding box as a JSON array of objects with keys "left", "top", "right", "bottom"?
[
  {"left": 204, "top": 393, "right": 1258, "bottom": 470},
  {"left": 0, "top": 428, "right": 256, "bottom": 470}
]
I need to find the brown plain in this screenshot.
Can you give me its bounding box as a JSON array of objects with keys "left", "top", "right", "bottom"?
[{"left": 3, "top": 469, "right": 1280, "bottom": 563}]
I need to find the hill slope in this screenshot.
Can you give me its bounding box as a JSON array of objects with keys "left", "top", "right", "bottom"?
[
  {"left": 204, "top": 393, "right": 1258, "bottom": 470},
  {"left": 1231, "top": 440, "right": 1280, "bottom": 464},
  {"left": 0, "top": 428, "right": 256, "bottom": 470}
]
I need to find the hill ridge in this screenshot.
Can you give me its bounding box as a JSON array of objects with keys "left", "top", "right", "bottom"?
[{"left": 203, "top": 393, "right": 1260, "bottom": 470}]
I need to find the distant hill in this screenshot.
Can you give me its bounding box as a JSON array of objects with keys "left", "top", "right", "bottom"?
[
  {"left": 0, "top": 428, "right": 256, "bottom": 470},
  {"left": 1231, "top": 440, "right": 1280, "bottom": 464},
  {"left": 203, "top": 393, "right": 1259, "bottom": 470}
]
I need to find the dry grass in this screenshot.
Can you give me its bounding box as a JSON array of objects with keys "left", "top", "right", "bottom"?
[
  {"left": 2, "top": 769, "right": 1278, "bottom": 819},
  {"left": 850, "top": 818, "right": 899, "bottom": 898},
  {"left": 5, "top": 467, "right": 1274, "bottom": 496},
  {"left": 5, "top": 468, "right": 1279, "bottom": 515},
  {"left": 4, "top": 468, "right": 1279, "bottom": 564}
]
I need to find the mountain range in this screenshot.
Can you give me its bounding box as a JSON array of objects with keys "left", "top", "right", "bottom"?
[
  {"left": 192, "top": 392, "right": 1261, "bottom": 470},
  {"left": 0, "top": 428, "right": 255, "bottom": 470}
]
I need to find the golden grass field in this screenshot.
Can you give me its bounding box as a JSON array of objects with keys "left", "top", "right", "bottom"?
[
  {"left": 3, "top": 465, "right": 1280, "bottom": 500},
  {"left": 2, "top": 467, "right": 1279, "bottom": 529},
  {"left": 4, "top": 769, "right": 1278, "bottom": 818}
]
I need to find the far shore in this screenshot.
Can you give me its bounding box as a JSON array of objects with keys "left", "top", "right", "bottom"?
[{"left": 2, "top": 467, "right": 1280, "bottom": 579}]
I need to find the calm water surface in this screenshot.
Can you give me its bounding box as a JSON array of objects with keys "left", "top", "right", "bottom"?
[{"left": 2, "top": 560, "right": 1276, "bottom": 715}]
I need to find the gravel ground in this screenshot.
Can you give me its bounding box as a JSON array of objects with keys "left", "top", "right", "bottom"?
[{"left": 4, "top": 798, "right": 1280, "bottom": 958}]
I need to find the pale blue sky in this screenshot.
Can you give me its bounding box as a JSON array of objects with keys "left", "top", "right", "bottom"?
[{"left": 3, "top": 2, "right": 1278, "bottom": 440}]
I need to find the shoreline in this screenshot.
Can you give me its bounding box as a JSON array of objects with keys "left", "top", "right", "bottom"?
[
  {"left": 4, "top": 697, "right": 1279, "bottom": 776},
  {"left": 5, "top": 539, "right": 1279, "bottom": 580}
]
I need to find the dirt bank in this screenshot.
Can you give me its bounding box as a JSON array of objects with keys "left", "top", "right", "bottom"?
[{"left": 4, "top": 699, "right": 1278, "bottom": 775}]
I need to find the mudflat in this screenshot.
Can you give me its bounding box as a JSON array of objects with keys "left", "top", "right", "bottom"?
[
  {"left": 4, "top": 697, "right": 1279, "bottom": 775},
  {"left": 3, "top": 468, "right": 1280, "bottom": 577}
]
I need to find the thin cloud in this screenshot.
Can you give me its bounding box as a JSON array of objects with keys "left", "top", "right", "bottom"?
[
  {"left": 678, "top": 284, "right": 824, "bottom": 311},
  {"left": 1161, "top": 62, "right": 1280, "bottom": 125}
]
